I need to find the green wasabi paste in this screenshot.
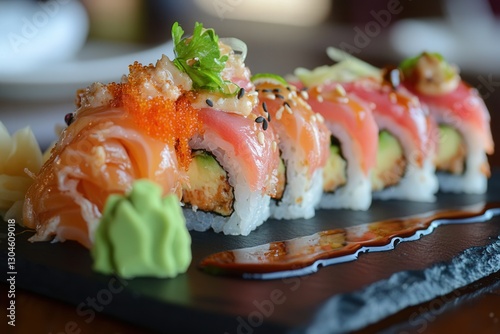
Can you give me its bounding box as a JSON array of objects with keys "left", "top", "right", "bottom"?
[{"left": 91, "top": 180, "right": 191, "bottom": 279}]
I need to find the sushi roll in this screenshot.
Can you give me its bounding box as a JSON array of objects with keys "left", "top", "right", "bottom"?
[
  {"left": 183, "top": 105, "right": 280, "bottom": 235},
  {"left": 23, "top": 59, "right": 191, "bottom": 248},
  {"left": 304, "top": 83, "right": 378, "bottom": 210},
  {"left": 400, "top": 52, "right": 494, "bottom": 194},
  {"left": 341, "top": 77, "right": 438, "bottom": 201},
  {"left": 22, "top": 22, "right": 282, "bottom": 247},
  {"left": 174, "top": 24, "right": 281, "bottom": 234},
  {"left": 251, "top": 74, "right": 330, "bottom": 219},
  {"left": 295, "top": 48, "right": 438, "bottom": 202}
]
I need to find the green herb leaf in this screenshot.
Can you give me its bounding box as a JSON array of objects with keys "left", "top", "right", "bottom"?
[
  {"left": 172, "top": 22, "right": 236, "bottom": 94},
  {"left": 251, "top": 73, "right": 289, "bottom": 86},
  {"left": 399, "top": 52, "right": 445, "bottom": 77}
]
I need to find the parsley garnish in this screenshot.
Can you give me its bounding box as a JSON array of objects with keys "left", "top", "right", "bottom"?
[{"left": 172, "top": 22, "right": 237, "bottom": 95}]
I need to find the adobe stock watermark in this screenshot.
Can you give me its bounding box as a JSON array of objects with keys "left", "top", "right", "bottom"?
[
  {"left": 211, "top": 0, "right": 244, "bottom": 20},
  {"left": 48, "top": 276, "right": 128, "bottom": 334},
  {"left": 338, "top": 0, "right": 409, "bottom": 55},
  {"left": 476, "top": 74, "right": 500, "bottom": 100},
  {"left": 8, "top": 0, "right": 74, "bottom": 53},
  {"left": 6, "top": 219, "right": 17, "bottom": 327},
  {"left": 398, "top": 288, "right": 462, "bottom": 334},
  {"left": 225, "top": 270, "right": 310, "bottom": 334}
]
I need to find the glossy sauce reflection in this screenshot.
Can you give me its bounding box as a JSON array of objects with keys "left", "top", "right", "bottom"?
[{"left": 199, "top": 203, "right": 500, "bottom": 279}]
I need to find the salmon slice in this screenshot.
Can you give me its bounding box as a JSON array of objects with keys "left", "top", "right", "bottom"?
[
  {"left": 306, "top": 84, "right": 378, "bottom": 176},
  {"left": 254, "top": 82, "right": 330, "bottom": 178},
  {"left": 340, "top": 78, "right": 433, "bottom": 168},
  {"left": 332, "top": 78, "right": 438, "bottom": 201},
  {"left": 194, "top": 106, "right": 280, "bottom": 196},
  {"left": 23, "top": 106, "right": 182, "bottom": 249},
  {"left": 405, "top": 81, "right": 494, "bottom": 156},
  {"left": 250, "top": 80, "right": 330, "bottom": 218},
  {"left": 403, "top": 75, "right": 493, "bottom": 193}
]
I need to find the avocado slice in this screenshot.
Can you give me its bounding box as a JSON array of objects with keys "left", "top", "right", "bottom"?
[
  {"left": 435, "top": 124, "right": 466, "bottom": 174},
  {"left": 273, "top": 157, "right": 286, "bottom": 200},
  {"left": 371, "top": 131, "right": 406, "bottom": 191},
  {"left": 323, "top": 137, "right": 348, "bottom": 192},
  {"left": 182, "top": 150, "right": 234, "bottom": 216}
]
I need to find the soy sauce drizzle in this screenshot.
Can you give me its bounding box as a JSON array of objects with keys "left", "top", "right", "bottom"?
[{"left": 199, "top": 202, "right": 500, "bottom": 280}]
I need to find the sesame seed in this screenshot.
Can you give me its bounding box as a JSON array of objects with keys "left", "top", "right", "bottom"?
[
  {"left": 311, "top": 114, "right": 317, "bottom": 122},
  {"left": 338, "top": 97, "right": 349, "bottom": 104},
  {"left": 272, "top": 141, "right": 277, "bottom": 152},
  {"left": 206, "top": 99, "right": 214, "bottom": 107},
  {"left": 262, "top": 102, "right": 268, "bottom": 113},
  {"left": 300, "top": 90, "right": 309, "bottom": 100},
  {"left": 286, "top": 86, "right": 291, "bottom": 91},
  {"left": 262, "top": 89, "right": 272, "bottom": 93},
  {"left": 317, "top": 95, "right": 324, "bottom": 103},
  {"left": 264, "top": 93, "right": 276, "bottom": 100},
  {"left": 335, "top": 84, "right": 347, "bottom": 97},
  {"left": 276, "top": 106, "right": 284, "bottom": 120},
  {"left": 64, "top": 113, "right": 74, "bottom": 126},
  {"left": 298, "top": 97, "right": 311, "bottom": 109},
  {"left": 316, "top": 113, "right": 325, "bottom": 123},
  {"left": 267, "top": 111, "right": 271, "bottom": 122},
  {"left": 258, "top": 131, "right": 265, "bottom": 145},
  {"left": 275, "top": 93, "right": 285, "bottom": 100},
  {"left": 247, "top": 91, "right": 259, "bottom": 102},
  {"left": 255, "top": 116, "right": 265, "bottom": 123},
  {"left": 284, "top": 102, "right": 293, "bottom": 114},
  {"left": 262, "top": 119, "right": 268, "bottom": 131},
  {"left": 237, "top": 87, "right": 245, "bottom": 99}
]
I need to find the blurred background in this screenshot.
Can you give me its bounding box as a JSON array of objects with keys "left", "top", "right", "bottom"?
[{"left": 1, "top": 0, "right": 499, "bottom": 165}]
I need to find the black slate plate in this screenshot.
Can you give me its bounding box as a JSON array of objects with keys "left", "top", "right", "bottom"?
[{"left": 2, "top": 173, "right": 500, "bottom": 333}]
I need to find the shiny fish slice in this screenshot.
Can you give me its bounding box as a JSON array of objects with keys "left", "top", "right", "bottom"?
[{"left": 23, "top": 106, "right": 181, "bottom": 248}]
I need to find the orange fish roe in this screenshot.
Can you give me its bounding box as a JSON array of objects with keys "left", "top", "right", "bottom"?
[
  {"left": 107, "top": 82, "right": 124, "bottom": 108},
  {"left": 174, "top": 93, "right": 203, "bottom": 169},
  {"left": 107, "top": 61, "right": 202, "bottom": 169}
]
